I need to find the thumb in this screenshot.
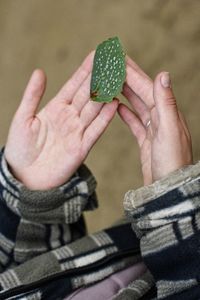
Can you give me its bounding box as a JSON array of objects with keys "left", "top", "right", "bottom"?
[
  {"left": 17, "top": 69, "right": 46, "bottom": 120},
  {"left": 153, "top": 72, "right": 179, "bottom": 125}
]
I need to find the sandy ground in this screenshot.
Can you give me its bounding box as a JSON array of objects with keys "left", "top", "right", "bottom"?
[{"left": 1, "top": 0, "right": 200, "bottom": 232}]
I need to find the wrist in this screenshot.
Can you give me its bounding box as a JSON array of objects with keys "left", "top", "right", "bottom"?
[{"left": 4, "top": 158, "right": 51, "bottom": 191}]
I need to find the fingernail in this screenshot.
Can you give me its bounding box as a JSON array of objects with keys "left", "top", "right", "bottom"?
[{"left": 160, "top": 72, "right": 171, "bottom": 88}]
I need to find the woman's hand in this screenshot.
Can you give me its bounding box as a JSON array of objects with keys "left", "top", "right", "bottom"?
[
  {"left": 118, "top": 57, "right": 193, "bottom": 185},
  {"left": 5, "top": 52, "right": 118, "bottom": 190}
]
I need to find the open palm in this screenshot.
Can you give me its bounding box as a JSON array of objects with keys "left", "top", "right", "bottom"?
[{"left": 5, "top": 52, "right": 118, "bottom": 190}]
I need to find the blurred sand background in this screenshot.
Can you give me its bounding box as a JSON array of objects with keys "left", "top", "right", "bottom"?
[{"left": 0, "top": 0, "right": 200, "bottom": 233}]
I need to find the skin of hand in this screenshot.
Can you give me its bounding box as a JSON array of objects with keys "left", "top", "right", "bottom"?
[
  {"left": 118, "top": 57, "right": 193, "bottom": 185},
  {"left": 4, "top": 52, "right": 119, "bottom": 190}
]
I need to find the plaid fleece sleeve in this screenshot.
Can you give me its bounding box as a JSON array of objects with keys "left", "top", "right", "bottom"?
[
  {"left": 124, "top": 162, "right": 200, "bottom": 299},
  {"left": 0, "top": 148, "right": 98, "bottom": 270}
]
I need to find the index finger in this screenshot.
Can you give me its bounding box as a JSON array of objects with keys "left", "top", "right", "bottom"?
[
  {"left": 54, "top": 51, "right": 95, "bottom": 102},
  {"left": 126, "top": 55, "right": 151, "bottom": 80},
  {"left": 124, "top": 57, "right": 154, "bottom": 109}
]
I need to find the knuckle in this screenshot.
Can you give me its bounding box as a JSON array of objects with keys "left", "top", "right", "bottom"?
[{"left": 165, "top": 95, "right": 177, "bottom": 107}]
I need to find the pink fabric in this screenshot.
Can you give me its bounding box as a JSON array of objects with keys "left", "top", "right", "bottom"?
[{"left": 64, "top": 262, "right": 147, "bottom": 300}]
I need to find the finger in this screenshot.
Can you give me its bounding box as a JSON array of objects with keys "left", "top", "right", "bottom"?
[
  {"left": 55, "top": 51, "right": 94, "bottom": 102},
  {"left": 17, "top": 69, "right": 46, "bottom": 120},
  {"left": 123, "top": 84, "right": 150, "bottom": 126},
  {"left": 125, "top": 64, "right": 154, "bottom": 109},
  {"left": 80, "top": 100, "right": 104, "bottom": 128},
  {"left": 178, "top": 111, "right": 192, "bottom": 140},
  {"left": 126, "top": 55, "right": 151, "bottom": 80},
  {"left": 118, "top": 103, "right": 146, "bottom": 147},
  {"left": 153, "top": 72, "right": 179, "bottom": 126},
  {"left": 72, "top": 73, "right": 91, "bottom": 112},
  {"left": 82, "top": 99, "right": 118, "bottom": 153}
]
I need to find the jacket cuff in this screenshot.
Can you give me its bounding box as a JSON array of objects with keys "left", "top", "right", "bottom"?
[
  {"left": 124, "top": 162, "right": 200, "bottom": 237},
  {"left": 124, "top": 162, "right": 200, "bottom": 298},
  {"left": 0, "top": 148, "right": 98, "bottom": 223},
  {"left": 124, "top": 162, "right": 200, "bottom": 210}
]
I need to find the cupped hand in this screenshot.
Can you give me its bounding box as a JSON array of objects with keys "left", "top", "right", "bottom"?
[
  {"left": 118, "top": 57, "right": 193, "bottom": 185},
  {"left": 5, "top": 52, "right": 118, "bottom": 190}
]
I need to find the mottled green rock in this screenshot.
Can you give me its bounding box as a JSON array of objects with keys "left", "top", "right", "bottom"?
[{"left": 90, "top": 37, "right": 126, "bottom": 103}]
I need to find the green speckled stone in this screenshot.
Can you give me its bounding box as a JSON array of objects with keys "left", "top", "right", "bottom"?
[{"left": 90, "top": 37, "right": 126, "bottom": 103}]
